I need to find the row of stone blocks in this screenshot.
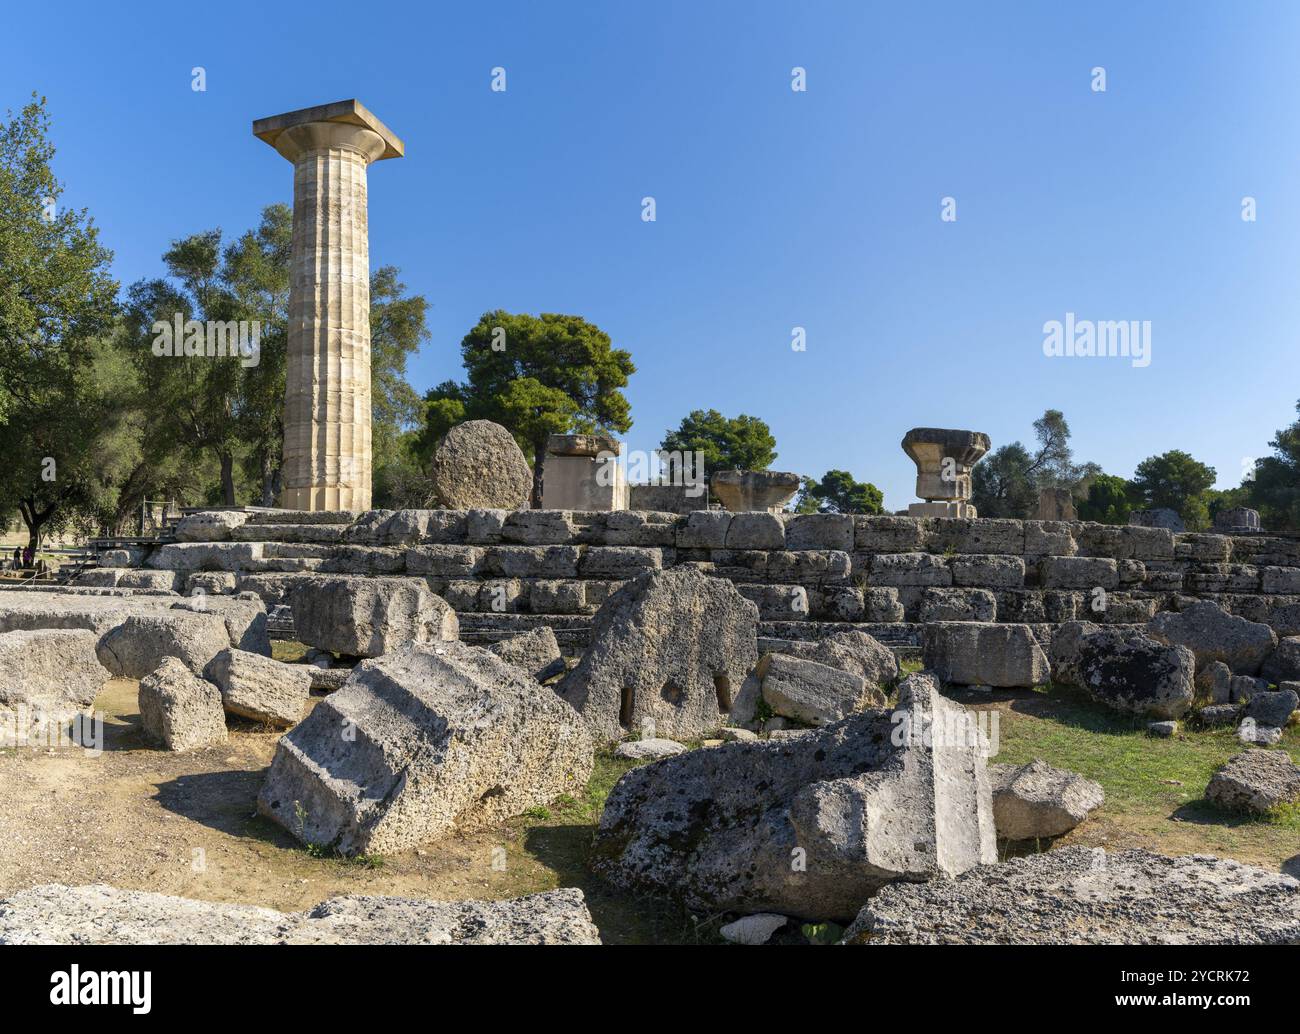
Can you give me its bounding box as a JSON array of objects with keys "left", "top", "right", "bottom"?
[
  {"left": 79, "top": 560, "right": 1300, "bottom": 638},
  {"left": 100, "top": 538, "right": 1300, "bottom": 598},
  {"left": 162, "top": 507, "right": 1300, "bottom": 564}
]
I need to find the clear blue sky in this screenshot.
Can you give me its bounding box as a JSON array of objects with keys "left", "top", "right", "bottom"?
[{"left": 5, "top": 0, "right": 1298, "bottom": 509}]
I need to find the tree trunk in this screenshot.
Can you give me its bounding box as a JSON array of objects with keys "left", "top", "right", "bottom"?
[
  {"left": 259, "top": 450, "right": 277, "bottom": 507},
  {"left": 220, "top": 451, "right": 236, "bottom": 506},
  {"left": 18, "top": 498, "right": 54, "bottom": 553},
  {"left": 531, "top": 442, "right": 546, "bottom": 509}
]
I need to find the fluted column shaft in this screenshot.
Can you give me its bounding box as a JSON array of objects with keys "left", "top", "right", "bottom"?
[{"left": 276, "top": 122, "right": 384, "bottom": 511}]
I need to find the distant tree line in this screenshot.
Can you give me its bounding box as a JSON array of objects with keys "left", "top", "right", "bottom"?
[{"left": 972, "top": 407, "right": 1300, "bottom": 532}]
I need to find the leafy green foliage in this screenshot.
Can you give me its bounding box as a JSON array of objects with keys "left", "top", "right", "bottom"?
[
  {"left": 795, "top": 469, "right": 884, "bottom": 514},
  {"left": 660, "top": 409, "right": 776, "bottom": 479},
  {"left": 1244, "top": 400, "right": 1300, "bottom": 532},
  {"left": 1076, "top": 473, "right": 1133, "bottom": 524},
  {"left": 1129, "top": 449, "right": 1216, "bottom": 529},
  {"left": 971, "top": 442, "right": 1039, "bottom": 518},
  {"left": 0, "top": 96, "right": 120, "bottom": 545},
  {"left": 971, "top": 409, "right": 1099, "bottom": 519}
]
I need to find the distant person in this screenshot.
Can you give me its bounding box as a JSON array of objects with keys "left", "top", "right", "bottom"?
[{"left": 10, "top": 546, "right": 18, "bottom": 569}]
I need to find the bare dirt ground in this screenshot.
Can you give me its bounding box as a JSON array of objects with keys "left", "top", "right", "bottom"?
[
  {"left": 1, "top": 676, "right": 1295, "bottom": 944},
  {"left": 0, "top": 679, "right": 675, "bottom": 943}
]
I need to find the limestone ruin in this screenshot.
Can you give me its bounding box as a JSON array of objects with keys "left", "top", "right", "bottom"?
[{"left": 2, "top": 91, "right": 1297, "bottom": 957}]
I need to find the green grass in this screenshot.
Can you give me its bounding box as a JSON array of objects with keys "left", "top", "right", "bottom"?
[
  {"left": 979, "top": 682, "right": 1300, "bottom": 871},
  {"left": 271, "top": 640, "right": 308, "bottom": 663}
]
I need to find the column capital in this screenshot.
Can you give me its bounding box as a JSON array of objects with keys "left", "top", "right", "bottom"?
[{"left": 253, "top": 98, "right": 403, "bottom": 163}]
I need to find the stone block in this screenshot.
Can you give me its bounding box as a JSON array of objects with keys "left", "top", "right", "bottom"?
[
  {"left": 676, "top": 510, "right": 732, "bottom": 549},
  {"left": 289, "top": 576, "right": 459, "bottom": 658},
  {"left": 784, "top": 514, "right": 853, "bottom": 551},
  {"left": 922, "top": 622, "right": 1049, "bottom": 688},
  {"left": 950, "top": 554, "right": 1025, "bottom": 588},
  {"left": 854, "top": 515, "right": 927, "bottom": 552},
  {"left": 139, "top": 657, "right": 228, "bottom": 751},
  {"left": 1038, "top": 556, "right": 1119, "bottom": 590},
  {"left": 578, "top": 546, "right": 663, "bottom": 579},
  {"left": 868, "top": 553, "right": 951, "bottom": 587},
  {"left": 725, "top": 512, "right": 786, "bottom": 550},
  {"left": 487, "top": 545, "right": 582, "bottom": 579}
]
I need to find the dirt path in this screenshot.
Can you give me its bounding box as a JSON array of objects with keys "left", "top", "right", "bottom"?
[
  {"left": 2, "top": 679, "right": 1293, "bottom": 944},
  {"left": 0, "top": 681, "right": 581, "bottom": 915}
]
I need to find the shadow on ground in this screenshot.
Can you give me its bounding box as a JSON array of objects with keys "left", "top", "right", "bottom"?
[
  {"left": 521, "top": 823, "right": 722, "bottom": 945},
  {"left": 153, "top": 768, "right": 295, "bottom": 848}
]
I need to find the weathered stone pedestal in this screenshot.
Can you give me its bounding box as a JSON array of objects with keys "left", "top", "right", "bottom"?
[
  {"left": 1130, "top": 508, "right": 1184, "bottom": 533},
  {"left": 901, "top": 428, "right": 990, "bottom": 519},
  {"left": 1214, "top": 507, "right": 1261, "bottom": 533},
  {"left": 710, "top": 469, "right": 801, "bottom": 513},
  {"left": 542, "top": 434, "right": 627, "bottom": 511},
  {"left": 253, "top": 100, "right": 404, "bottom": 512},
  {"left": 1037, "top": 487, "right": 1077, "bottom": 521}
]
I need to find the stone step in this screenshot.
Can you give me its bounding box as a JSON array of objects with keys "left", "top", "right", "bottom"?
[
  {"left": 760, "top": 620, "right": 922, "bottom": 647},
  {"left": 244, "top": 510, "right": 356, "bottom": 526},
  {"left": 232, "top": 524, "right": 347, "bottom": 543}
]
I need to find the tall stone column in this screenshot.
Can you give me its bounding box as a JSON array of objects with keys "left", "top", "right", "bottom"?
[{"left": 253, "top": 100, "right": 404, "bottom": 511}]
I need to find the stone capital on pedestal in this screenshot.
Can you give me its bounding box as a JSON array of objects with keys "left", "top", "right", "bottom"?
[
  {"left": 710, "top": 469, "right": 802, "bottom": 513},
  {"left": 901, "top": 427, "right": 990, "bottom": 519},
  {"left": 253, "top": 99, "right": 404, "bottom": 163}
]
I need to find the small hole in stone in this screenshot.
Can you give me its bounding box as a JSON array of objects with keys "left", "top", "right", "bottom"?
[
  {"left": 619, "top": 686, "right": 635, "bottom": 728},
  {"left": 714, "top": 674, "right": 732, "bottom": 713},
  {"left": 660, "top": 681, "right": 684, "bottom": 705}
]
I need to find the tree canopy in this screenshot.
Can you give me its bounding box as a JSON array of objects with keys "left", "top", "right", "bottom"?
[
  {"left": 1075, "top": 473, "right": 1132, "bottom": 525},
  {"left": 0, "top": 95, "right": 120, "bottom": 546},
  {"left": 971, "top": 409, "right": 1099, "bottom": 519},
  {"left": 1243, "top": 400, "right": 1300, "bottom": 531},
  {"left": 1129, "top": 449, "right": 1217, "bottom": 528},
  {"left": 660, "top": 409, "right": 777, "bottom": 479},
  {"left": 795, "top": 469, "right": 884, "bottom": 514}
]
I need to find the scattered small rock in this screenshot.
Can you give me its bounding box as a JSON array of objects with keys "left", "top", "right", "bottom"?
[
  {"left": 1205, "top": 749, "right": 1300, "bottom": 815},
  {"left": 719, "top": 913, "right": 789, "bottom": 945},
  {"left": 989, "top": 759, "right": 1104, "bottom": 840},
  {"left": 614, "top": 738, "right": 687, "bottom": 761}
]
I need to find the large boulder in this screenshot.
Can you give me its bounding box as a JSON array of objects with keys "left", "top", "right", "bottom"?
[
  {"left": 138, "top": 657, "right": 228, "bottom": 751},
  {"left": 556, "top": 567, "right": 759, "bottom": 742},
  {"left": 590, "top": 672, "right": 996, "bottom": 922},
  {"left": 290, "top": 576, "right": 458, "bottom": 658},
  {"left": 94, "top": 611, "right": 231, "bottom": 680},
  {"left": 0, "top": 884, "right": 600, "bottom": 945},
  {"left": 757, "top": 653, "right": 879, "bottom": 726},
  {"left": 258, "top": 641, "right": 592, "bottom": 855},
  {"left": 922, "top": 622, "right": 1049, "bottom": 688},
  {"left": 1243, "top": 688, "right": 1298, "bottom": 729},
  {"left": 1147, "top": 601, "right": 1277, "bottom": 675},
  {"left": 780, "top": 630, "right": 898, "bottom": 688},
  {"left": 1262, "top": 636, "right": 1300, "bottom": 683},
  {"left": 205, "top": 648, "right": 312, "bottom": 728},
  {"left": 1049, "top": 621, "right": 1195, "bottom": 718},
  {"left": 989, "top": 759, "right": 1104, "bottom": 840},
  {"left": 0, "top": 628, "right": 110, "bottom": 744},
  {"left": 429, "top": 419, "right": 533, "bottom": 510},
  {"left": 1205, "top": 749, "right": 1300, "bottom": 815},
  {"left": 486, "top": 626, "right": 566, "bottom": 682},
  {"left": 843, "top": 847, "right": 1300, "bottom": 944}
]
